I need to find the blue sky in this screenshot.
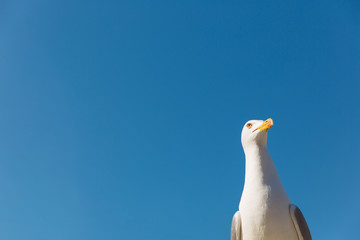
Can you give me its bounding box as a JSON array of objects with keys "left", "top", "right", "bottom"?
[{"left": 0, "top": 0, "right": 359, "bottom": 239}]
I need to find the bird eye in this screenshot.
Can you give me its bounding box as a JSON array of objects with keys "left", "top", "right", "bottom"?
[{"left": 246, "top": 123, "right": 252, "bottom": 128}]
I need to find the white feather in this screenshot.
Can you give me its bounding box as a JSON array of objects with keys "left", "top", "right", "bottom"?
[{"left": 238, "top": 120, "right": 298, "bottom": 240}]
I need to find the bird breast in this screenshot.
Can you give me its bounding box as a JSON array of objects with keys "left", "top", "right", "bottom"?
[{"left": 239, "top": 184, "right": 297, "bottom": 240}]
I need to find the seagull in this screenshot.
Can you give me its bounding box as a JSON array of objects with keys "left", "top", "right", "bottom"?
[{"left": 231, "top": 118, "right": 311, "bottom": 240}]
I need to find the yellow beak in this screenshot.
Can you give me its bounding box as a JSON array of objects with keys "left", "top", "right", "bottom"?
[{"left": 252, "top": 118, "right": 274, "bottom": 133}]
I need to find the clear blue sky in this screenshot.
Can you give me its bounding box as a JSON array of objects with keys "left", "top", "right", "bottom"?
[{"left": 0, "top": 0, "right": 359, "bottom": 239}]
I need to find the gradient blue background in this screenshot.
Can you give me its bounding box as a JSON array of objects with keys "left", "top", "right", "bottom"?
[{"left": 1, "top": 1, "right": 359, "bottom": 239}]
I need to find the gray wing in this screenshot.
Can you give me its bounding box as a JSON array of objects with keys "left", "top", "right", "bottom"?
[
  {"left": 231, "top": 211, "right": 241, "bottom": 240},
  {"left": 289, "top": 204, "right": 312, "bottom": 240}
]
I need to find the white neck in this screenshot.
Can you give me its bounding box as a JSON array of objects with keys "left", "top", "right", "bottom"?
[{"left": 243, "top": 144, "right": 281, "bottom": 189}]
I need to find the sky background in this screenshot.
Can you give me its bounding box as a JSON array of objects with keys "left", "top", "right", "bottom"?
[{"left": 0, "top": 0, "right": 359, "bottom": 239}]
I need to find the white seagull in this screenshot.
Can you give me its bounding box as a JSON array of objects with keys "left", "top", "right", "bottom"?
[{"left": 231, "top": 118, "right": 311, "bottom": 240}]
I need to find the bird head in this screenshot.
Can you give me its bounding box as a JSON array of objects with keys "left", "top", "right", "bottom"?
[{"left": 241, "top": 118, "right": 273, "bottom": 150}]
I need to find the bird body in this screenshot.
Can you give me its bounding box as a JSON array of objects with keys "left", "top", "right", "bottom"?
[
  {"left": 239, "top": 145, "right": 297, "bottom": 240},
  {"left": 231, "top": 119, "right": 311, "bottom": 240}
]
